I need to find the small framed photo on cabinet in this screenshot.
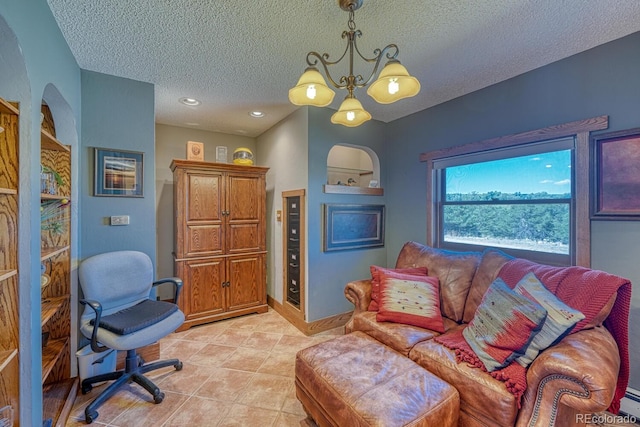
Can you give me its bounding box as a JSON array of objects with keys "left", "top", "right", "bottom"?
[{"left": 187, "top": 141, "right": 204, "bottom": 161}]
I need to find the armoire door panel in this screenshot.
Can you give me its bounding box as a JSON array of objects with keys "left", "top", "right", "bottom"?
[
  {"left": 184, "top": 258, "right": 225, "bottom": 318},
  {"left": 186, "top": 172, "right": 223, "bottom": 222},
  {"left": 186, "top": 224, "right": 223, "bottom": 256},
  {"left": 227, "top": 223, "right": 260, "bottom": 253},
  {"left": 227, "top": 175, "right": 261, "bottom": 221},
  {"left": 227, "top": 254, "right": 265, "bottom": 311}
]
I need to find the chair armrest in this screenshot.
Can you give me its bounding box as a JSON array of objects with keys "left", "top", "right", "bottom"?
[
  {"left": 516, "top": 326, "right": 620, "bottom": 426},
  {"left": 153, "top": 277, "right": 183, "bottom": 305},
  {"left": 344, "top": 279, "right": 373, "bottom": 313},
  {"left": 79, "top": 299, "right": 110, "bottom": 353}
]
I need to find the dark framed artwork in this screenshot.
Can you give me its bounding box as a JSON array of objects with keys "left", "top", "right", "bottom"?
[
  {"left": 323, "top": 204, "right": 385, "bottom": 252},
  {"left": 94, "top": 148, "right": 144, "bottom": 197},
  {"left": 591, "top": 128, "right": 640, "bottom": 219}
]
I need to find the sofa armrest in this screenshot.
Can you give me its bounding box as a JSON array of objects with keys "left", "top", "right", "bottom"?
[
  {"left": 516, "top": 326, "right": 620, "bottom": 427},
  {"left": 344, "top": 279, "right": 372, "bottom": 333},
  {"left": 345, "top": 279, "right": 372, "bottom": 312}
]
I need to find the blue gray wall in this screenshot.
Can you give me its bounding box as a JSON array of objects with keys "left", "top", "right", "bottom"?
[
  {"left": 80, "top": 70, "right": 157, "bottom": 263},
  {"left": 384, "top": 31, "right": 640, "bottom": 390},
  {"left": 306, "top": 107, "right": 389, "bottom": 321}
]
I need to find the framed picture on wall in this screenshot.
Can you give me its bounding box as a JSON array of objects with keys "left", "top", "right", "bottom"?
[
  {"left": 94, "top": 148, "right": 144, "bottom": 197},
  {"left": 323, "top": 204, "right": 385, "bottom": 251},
  {"left": 591, "top": 128, "right": 640, "bottom": 219}
]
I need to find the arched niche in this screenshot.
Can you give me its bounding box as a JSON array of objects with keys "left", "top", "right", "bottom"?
[
  {"left": 41, "top": 84, "right": 78, "bottom": 149},
  {"left": 324, "top": 144, "right": 383, "bottom": 195}
]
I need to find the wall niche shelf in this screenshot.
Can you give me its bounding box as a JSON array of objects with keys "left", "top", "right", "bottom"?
[
  {"left": 325, "top": 145, "right": 383, "bottom": 195},
  {"left": 323, "top": 185, "right": 384, "bottom": 196}
]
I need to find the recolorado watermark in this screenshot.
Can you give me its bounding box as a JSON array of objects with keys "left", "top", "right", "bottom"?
[{"left": 576, "top": 413, "right": 637, "bottom": 424}]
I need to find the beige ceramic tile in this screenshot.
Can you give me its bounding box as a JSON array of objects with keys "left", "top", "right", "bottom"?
[
  {"left": 154, "top": 361, "right": 218, "bottom": 395},
  {"left": 160, "top": 338, "right": 208, "bottom": 361},
  {"left": 217, "top": 403, "right": 280, "bottom": 427},
  {"left": 68, "top": 382, "right": 146, "bottom": 425},
  {"left": 187, "top": 343, "right": 236, "bottom": 366},
  {"left": 274, "top": 411, "right": 311, "bottom": 427},
  {"left": 213, "top": 328, "right": 253, "bottom": 347},
  {"left": 240, "top": 331, "right": 283, "bottom": 351},
  {"left": 162, "top": 395, "right": 232, "bottom": 426},
  {"left": 194, "top": 367, "right": 255, "bottom": 401},
  {"left": 222, "top": 346, "right": 270, "bottom": 372},
  {"left": 238, "top": 373, "right": 294, "bottom": 411},
  {"left": 65, "top": 309, "right": 345, "bottom": 427},
  {"left": 258, "top": 351, "right": 297, "bottom": 378},
  {"left": 108, "top": 390, "right": 189, "bottom": 427}
]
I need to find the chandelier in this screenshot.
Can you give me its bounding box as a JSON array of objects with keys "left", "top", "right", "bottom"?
[{"left": 288, "top": 0, "right": 420, "bottom": 127}]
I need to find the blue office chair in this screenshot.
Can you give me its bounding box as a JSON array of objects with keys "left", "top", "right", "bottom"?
[{"left": 78, "top": 251, "right": 185, "bottom": 424}]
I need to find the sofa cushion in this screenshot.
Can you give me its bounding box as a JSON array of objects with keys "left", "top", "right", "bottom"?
[
  {"left": 409, "top": 328, "right": 520, "bottom": 427},
  {"left": 395, "top": 241, "right": 481, "bottom": 322},
  {"left": 513, "top": 272, "right": 585, "bottom": 367},
  {"left": 463, "top": 278, "right": 547, "bottom": 371},
  {"left": 351, "top": 311, "right": 445, "bottom": 356},
  {"left": 463, "top": 248, "right": 514, "bottom": 323},
  {"left": 368, "top": 265, "right": 428, "bottom": 312},
  {"left": 376, "top": 270, "right": 445, "bottom": 332}
]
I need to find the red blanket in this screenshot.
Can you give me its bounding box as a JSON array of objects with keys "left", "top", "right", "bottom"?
[{"left": 435, "top": 258, "right": 631, "bottom": 413}]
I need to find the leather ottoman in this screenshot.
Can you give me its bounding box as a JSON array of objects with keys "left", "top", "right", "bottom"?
[{"left": 295, "top": 331, "right": 459, "bottom": 427}]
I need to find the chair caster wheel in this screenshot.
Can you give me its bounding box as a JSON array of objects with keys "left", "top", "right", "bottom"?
[
  {"left": 175, "top": 361, "right": 183, "bottom": 371},
  {"left": 85, "top": 409, "right": 98, "bottom": 424},
  {"left": 82, "top": 384, "right": 93, "bottom": 394},
  {"left": 154, "top": 391, "right": 165, "bottom": 404}
]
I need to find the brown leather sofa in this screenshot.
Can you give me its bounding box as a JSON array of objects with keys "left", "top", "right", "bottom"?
[{"left": 344, "top": 241, "right": 630, "bottom": 427}]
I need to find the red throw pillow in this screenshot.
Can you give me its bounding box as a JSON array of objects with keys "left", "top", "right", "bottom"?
[
  {"left": 368, "top": 265, "right": 428, "bottom": 311},
  {"left": 376, "top": 270, "right": 445, "bottom": 333}
]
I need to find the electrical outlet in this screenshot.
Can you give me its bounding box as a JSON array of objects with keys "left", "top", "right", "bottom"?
[{"left": 110, "top": 215, "right": 130, "bottom": 226}]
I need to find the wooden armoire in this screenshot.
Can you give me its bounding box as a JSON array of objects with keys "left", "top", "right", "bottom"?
[{"left": 170, "top": 160, "right": 269, "bottom": 331}]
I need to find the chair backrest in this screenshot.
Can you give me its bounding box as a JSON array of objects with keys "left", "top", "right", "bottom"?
[{"left": 79, "top": 251, "right": 155, "bottom": 322}]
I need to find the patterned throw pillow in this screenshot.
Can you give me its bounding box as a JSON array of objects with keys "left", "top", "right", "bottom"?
[
  {"left": 513, "top": 272, "right": 585, "bottom": 367},
  {"left": 368, "top": 266, "right": 428, "bottom": 311},
  {"left": 463, "top": 278, "right": 547, "bottom": 372},
  {"left": 376, "top": 270, "right": 445, "bottom": 332}
]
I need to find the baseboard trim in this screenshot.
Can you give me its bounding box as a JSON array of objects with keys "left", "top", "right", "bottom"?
[
  {"left": 620, "top": 388, "right": 640, "bottom": 418},
  {"left": 267, "top": 295, "right": 351, "bottom": 336}
]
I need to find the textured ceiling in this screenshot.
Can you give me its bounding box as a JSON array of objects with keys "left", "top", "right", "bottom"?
[{"left": 47, "top": 0, "right": 640, "bottom": 137}]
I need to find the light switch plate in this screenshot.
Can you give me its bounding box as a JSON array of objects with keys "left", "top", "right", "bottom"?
[{"left": 110, "top": 215, "right": 130, "bottom": 226}]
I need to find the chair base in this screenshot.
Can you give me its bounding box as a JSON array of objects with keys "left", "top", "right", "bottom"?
[{"left": 81, "top": 348, "right": 182, "bottom": 424}]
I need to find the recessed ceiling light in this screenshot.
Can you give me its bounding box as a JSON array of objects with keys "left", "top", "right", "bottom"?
[
  {"left": 179, "top": 97, "right": 201, "bottom": 106},
  {"left": 249, "top": 111, "right": 265, "bottom": 118}
]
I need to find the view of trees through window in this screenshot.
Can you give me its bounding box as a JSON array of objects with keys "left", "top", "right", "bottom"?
[{"left": 441, "top": 149, "right": 572, "bottom": 255}]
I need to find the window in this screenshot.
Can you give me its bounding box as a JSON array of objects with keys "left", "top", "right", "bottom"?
[
  {"left": 420, "top": 116, "right": 609, "bottom": 267},
  {"left": 437, "top": 139, "right": 573, "bottom": 265}
]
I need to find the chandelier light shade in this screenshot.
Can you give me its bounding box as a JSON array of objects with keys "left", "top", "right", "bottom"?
[
  {"left": 366, "top": 60, "right": 421, "bottom": 104},
  {"left": 288, "top": 67, "right": 336, "bottom": 107},
  {"left": 331, "top": 95, "right": 372, "bottom": 127},
  {"left": 288, "top": 0, "right": 420, "bottom": 127}
]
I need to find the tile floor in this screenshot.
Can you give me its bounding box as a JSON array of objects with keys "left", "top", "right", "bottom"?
[
  {"left": 66, "top": 308, "right": 343, "bottom": 426},
  {"left": 66, "top": 308, "right": 638, "bottom": 426}
]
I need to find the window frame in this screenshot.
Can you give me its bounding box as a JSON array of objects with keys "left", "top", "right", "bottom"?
[
  {"left": 437, "top": 140, "right": 574, "bottom": 266},
  {"left": 420, "top": 116, "right": 609, "bottom": 267}
]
